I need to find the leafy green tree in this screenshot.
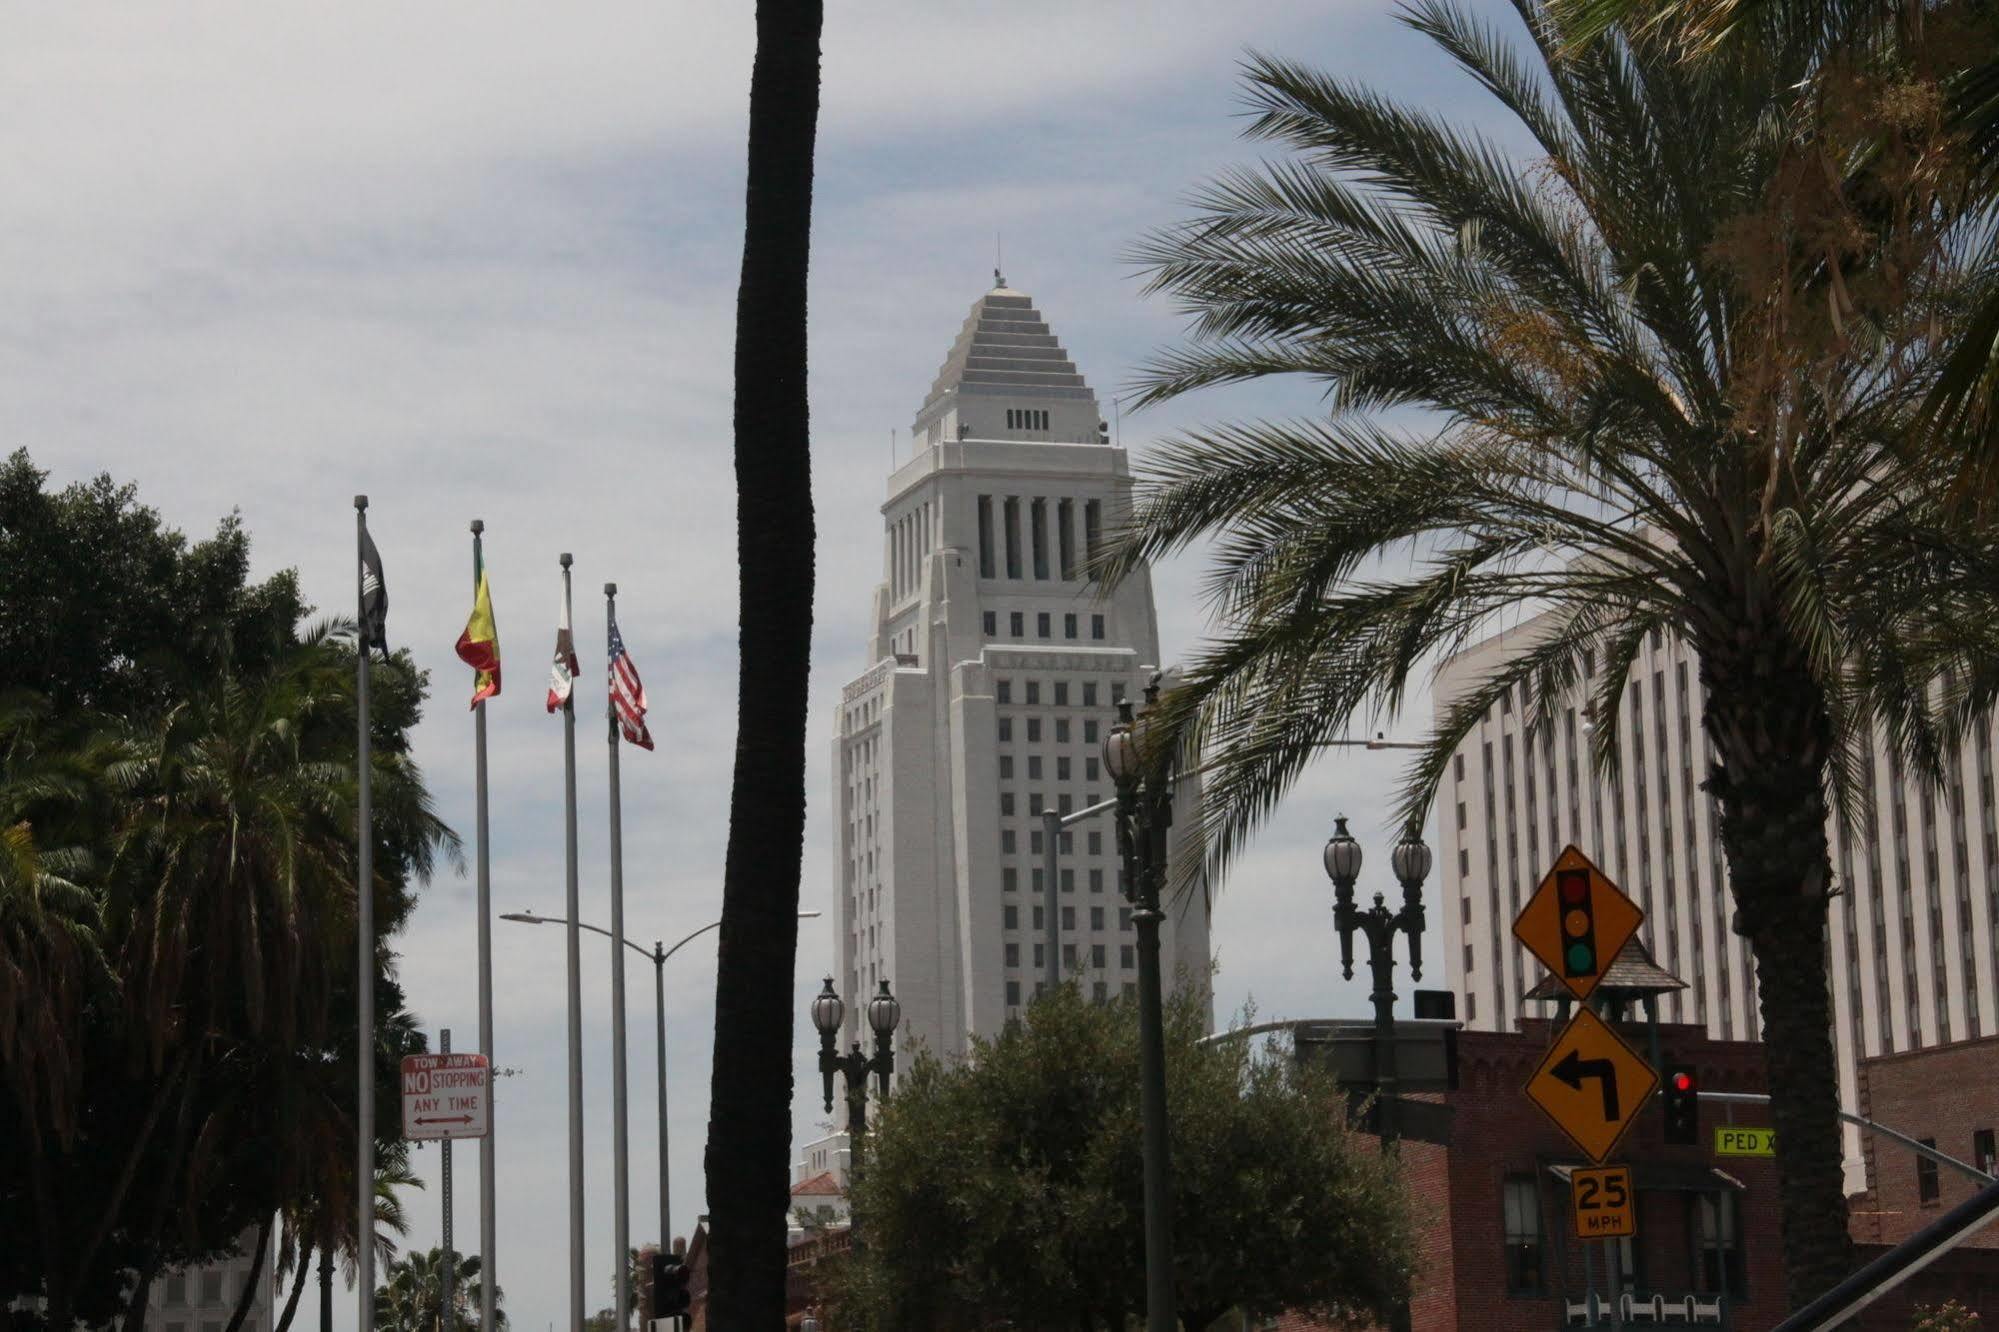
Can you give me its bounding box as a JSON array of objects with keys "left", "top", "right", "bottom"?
[
  {"left": 1099, "top": 3, "right": 1999, "bottom": 1307},
  {"left": 830, "top": 985, "right": 1414, "bottom": 1331},
  {"left": 0, "top": 454, "right": 452, "bottom": 1327}
]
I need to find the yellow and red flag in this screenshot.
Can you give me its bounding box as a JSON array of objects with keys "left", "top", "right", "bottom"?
[{"left": 455, "top": 571, "right": 501, "bottom": 707}]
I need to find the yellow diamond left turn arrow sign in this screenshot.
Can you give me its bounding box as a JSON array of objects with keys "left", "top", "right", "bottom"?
[{"left": 1524, "top": 1007, "right": 1658, "bottom": 1163}]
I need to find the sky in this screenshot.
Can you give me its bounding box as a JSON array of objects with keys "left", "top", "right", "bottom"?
[{"left": 3, "top": 4, "right": 1509, "bottom": 1327}]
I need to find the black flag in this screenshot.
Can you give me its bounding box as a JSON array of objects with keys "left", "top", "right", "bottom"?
[{"left": 359, "top": 526, "right": 389, "bottom": 654}]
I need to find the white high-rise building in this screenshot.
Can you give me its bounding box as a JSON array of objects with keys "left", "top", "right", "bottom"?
[
  {"left": 1437, "top": 611, "right": 1999, "bottom": 1184},
  {"left": 826, "top": 280, "right": 1212, "bottom": 1069}
]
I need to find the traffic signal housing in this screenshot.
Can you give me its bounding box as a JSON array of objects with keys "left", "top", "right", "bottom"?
[
  {"left": 650, "top": 1250, "right": 691, "bottom": 1323},
  {"left": 1556, "top": 868, "right": 1599, "bottom": 978},
  {"left": 1663, "top": 1063, "right": 1699, "bottom": 1145}
]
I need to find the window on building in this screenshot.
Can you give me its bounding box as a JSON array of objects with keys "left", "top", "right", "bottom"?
[
  {"left": 1032, "top": 906, "right": 1045, "bottom": 929},
  {"left": 1121, "top": 945, "right": 1135, "bottom": 968},
  {"left": 1038, "top": 611, "right": 1052, "bottom": 638},
  {"left": 1120, "top": 908, "right": 1133, "bottom": 931},
  {"left": 978, "top": 496, "right": 996, "bottom": 578},
  {"left": 1093, "top": 980, "right": 1109, "bottom": 1002},
  {"left": 1088, "top": 830, "right": 1103, "bottom": 855},
  {"left": 1010, "top": 611, "right": 1024, "bottom": 637},
  {"left": 1091, "top": 943, "right": 1106, "bottom": 967},
  {"left": 1063, "top": 612, "right": 1078, "bottom": 639},
  {"left": 1919, "top": 1141, "right": 1942, "bottom": 1204},
  {"left": 1084, "top": 720, "right": 1099, "bottom": 744},
  {"left": 998, "top": 718, "right": 1012, "bottom": 743},
  {"left": 1004, "top": 905, "right": 1018, "bottom": 929},
  {"left": 200, "top": 1272, "right": 224, "bottom": 1305},
  {"left": 1091, "top": 614, "right": 1106, "bottom": 640},
  {"left": 1061, "top": 869, "right": 1074, "bottom": 892},
  {"left": 1089, "top": 868, "right": 1104, "bottom": 892},
  {"left": 1006, "top": 980, "right": 1021, "bottom": 1006},
  {"left": 1054, "top": 682, "right": 1069, "bottom": 706},
  {"left": 1025, "top": 681, "right": 1040, "bottom": 705},
  {"left": 166, "top": 1275, "right": 188, "bottom": 1306},
  {"left": 1005, "top": 943, "right": 1019, "bottom": 967},
  {"left": 1060, "top": 906, "right": 1075, "bottom": 930},
  {"left": 1029, "top": 792, "right": 1044, "bottom": 815},
  {"left": 999, "top": 755, "right": 1013, "bottom": 779},
  {"left": 1083, "top": 682, "right": 1099, "bottom": 706},
  {"left": 1084, "top": 500, "right": 1102, "bottom": 558},
  {"left": 1696, "top": 1193, "right": 1747, "bottom": 1298},
  {"left": 1001, "top": 830, "right": 1016, "bottom": 854},
  {"left": 1063, "top": 943, "right": 1078, "bottom": 967},
  {"left": 1058, "top": 498, "right": 1076, "bottom": 579},
  {"left": 1057, "top": 756, "right": 1072, "bottom": 781},
  {"left": 1976, "top": 1128, "right": 1997, "bottom": 1176},
  {"left": 1003, "top": 497, "right": 1023, "bottom": 578},
  {"left": 1003, "top": 867, "right": 1017, "bottom": 893},
  {"left": 1454, "top": 753, "right": 1466, "bottom": 782},
  {"left": 1060, "top": 831, "right": 1073, "bottom": 853},
  {"left": 1502, "top": 1176, "right": 1544, "bottom": 1293},
  {"left": 1027, "top": 719, "right": 1042, "bottom": 742},
  {"left": 1464, "top": 944, "right": 1474, "bottom": 974},
  {"left": 983, "top": 610, "right": 997, "bottom": 637},
  {"left": 1030, "top": 830, "right": 1043, "bottom": 853},
  {"left": 1090, "top": 906, "right": 1105, "bottom": 929},
  {"left": 1028, "top": 756, "right": 1043, "bottom": 779},
  {"left": 1031, "top": 499, "right": 1050, "bottom": 579},
  {"left": 1467, "top": 991, "right": 1477, "bottom": 1021},
  {"left": 1034, "top": 943, "right": 1045, "bottom": 967},
  {"left": 1056, "top": 718, "right": 1071, "bottom": 742},
  {"left": 1000, "top": 792, "right": 1015, "bottom": 816},
  {"left": 1111, "top": 682, "right": 1127, "bottom": 704}
]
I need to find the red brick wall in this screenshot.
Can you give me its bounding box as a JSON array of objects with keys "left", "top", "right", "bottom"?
[{"left": 1855, "top": 1035, "right": 1999, "bottom": 1250}]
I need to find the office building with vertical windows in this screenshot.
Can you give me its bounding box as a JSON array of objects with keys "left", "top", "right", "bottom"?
[
  {"left": 826, "top": 279, "right": 1212, "bottom": 1072},
  {"left": 1436, "top": 611, "right": 1999, "bottom": 1186}
]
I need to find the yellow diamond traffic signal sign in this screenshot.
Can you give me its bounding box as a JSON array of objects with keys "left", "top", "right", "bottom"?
[
  {"left": 1513, "top": 845, "right": 1643, "bottom": 1001},
  {"left": 1525, "top": 1006, "right": 1659, "bottom": 1163}
]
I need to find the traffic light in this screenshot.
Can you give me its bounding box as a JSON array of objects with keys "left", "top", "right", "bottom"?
[
  {"left": 650, "top": 1251, "right": 691, "bottom": 1323},
  {"left": 1557, "top": 868, "right": 1599, "bottom": 978},
  {"left": 1663, "top": 1063, "right": 1699, "bottom": 1144}
]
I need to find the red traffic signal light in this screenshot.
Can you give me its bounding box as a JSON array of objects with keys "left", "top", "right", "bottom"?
[{"left": 1663, "top": 1062, "right": 1699, "bottom": 1144}]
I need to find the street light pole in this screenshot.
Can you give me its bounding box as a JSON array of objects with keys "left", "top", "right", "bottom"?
[
  {"left": 1323, "top": 814, "right": 1431, "bottom": 1332},
  {"left": 499, "top": 909, "right": 820, "bottom": 1259},
  {"left": 1104, "top": 682, "right": 1177, "bottom": 1332}
]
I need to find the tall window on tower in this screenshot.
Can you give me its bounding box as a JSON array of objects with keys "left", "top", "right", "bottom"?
[
  {"left": 1003, "top": 497, "right": 1023, "bottom": 579},
  {"left": 977, "top": 496, "right": 996, "bottom": 579},
  {"left": 1031, "top": 499, "right": 1050, "bottom": 580},
  {"left": 1084, "top": 500, "right": 1103, "bottom": 560},
  {"left": 1057, "top": 498, "right": 1075, "bottom": 579}
]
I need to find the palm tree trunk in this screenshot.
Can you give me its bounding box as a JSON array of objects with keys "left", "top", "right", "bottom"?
[
  {"left": 703, "top": 1, "right": 823, "bottom": 1328},
  {"left": 124, "top": 1261, "right": 157, "bottom": 1332},
  {"left": 221, "top": 1214, "right": 274, "bottom": 1332},
  {"left": 319, "top": 1246, "right": 334, "bottom": 1332},
  {"left": 276, "top": 1240, "right": 312, "bottom": 1332},
  {"left": 1701, "top": 638, "right": 1854, "bottom": 1307}
]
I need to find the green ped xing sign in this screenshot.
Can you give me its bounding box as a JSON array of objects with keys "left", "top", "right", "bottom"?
[{"left": 1715, "top": 1126, "right": 1776, "bottom": 1157}]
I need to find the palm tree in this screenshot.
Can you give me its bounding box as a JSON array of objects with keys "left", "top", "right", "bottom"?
[
  {"left": 375, "top": 1246, "right": 504, "bottom": 1332},
  {"left": 706, "top": 0, "right": 826, "bottom": 1326},
  {"left": 1101, "top": 1, "right": 1999, "bottom": 1308}
]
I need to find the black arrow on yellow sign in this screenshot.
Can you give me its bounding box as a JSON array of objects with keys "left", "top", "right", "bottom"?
[{"left": 1551, "top": 1050, "right": 1619, "bottom": 1119}]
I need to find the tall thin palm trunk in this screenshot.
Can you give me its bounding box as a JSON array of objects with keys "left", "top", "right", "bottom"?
[
  {"left": 319, "top": 1246, "right": 334, "bottom": 1332},
  {"left": 277, "top": 1241, "right": 312, "bottom": 1332},
  {"left": 703, "top": 0, "right": 823, "bottom": 1326},
  {"left": 222, "top": 1215, "right": 275, "bottom": 1332}
]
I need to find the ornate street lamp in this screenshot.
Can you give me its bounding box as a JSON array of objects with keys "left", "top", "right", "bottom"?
[
  {"left": 1104, "top": 678, "right": 1178, "bottom": 1332},
  {"left": 1324, "top": 816, "right": 1429, "bottom": 1332},
  {"left": 812, "top": 976, "right": 900, "bottom": 1135}
]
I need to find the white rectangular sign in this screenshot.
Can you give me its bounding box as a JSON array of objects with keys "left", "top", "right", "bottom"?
[{"left": 401, "top": 1052, "right": 490, "bottom": 1140}]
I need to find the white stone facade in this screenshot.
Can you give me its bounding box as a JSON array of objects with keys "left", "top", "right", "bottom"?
[
  {"left": 1436, "top": 611, "right": 1999, "bottom": 1185},
  {"left": 827, "top": 283, "right": 1213, "bottom": 1075},
  {"left": 144, "top": 1225, "right": 276, "bottom": 1332}
]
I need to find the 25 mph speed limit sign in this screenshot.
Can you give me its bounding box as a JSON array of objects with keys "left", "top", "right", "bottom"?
[
  {"left": 1570, "top": 1165, "right": 1635, "bottom": 1239},
  {"left": 401, "top": 1053, "right": 490, "bottom": 1140}
]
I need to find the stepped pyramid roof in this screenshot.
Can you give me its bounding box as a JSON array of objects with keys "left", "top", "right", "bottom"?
[{"left": 918, "top": 282, "right": 1096, "bottom": 417}]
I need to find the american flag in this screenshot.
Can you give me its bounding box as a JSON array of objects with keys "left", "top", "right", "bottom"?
[{"left": 608, "top": 615, "right": 654, "bottom": 750}]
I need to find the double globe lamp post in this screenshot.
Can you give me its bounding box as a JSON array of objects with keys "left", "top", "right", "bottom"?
[
  {"left": 1103, "top": 680, "right": 1178, "bottom": 1332},
  {"left": 810, "top": 976, "right": 902, "bottom": 1135}
]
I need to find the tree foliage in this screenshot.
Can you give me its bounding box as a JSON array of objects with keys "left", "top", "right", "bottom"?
[
  {"left": 0, "top": 453, "right": 452, "bottom": 1327},
  {"left": 374, "top": 1247, "right": 505, "bottom": 1332},
  {"left": 829, "top": 985, "right": 1414, "bottom": 1331},
  {"left": 1100, "top": 0, "right": 1999, "bottom": 1307}
]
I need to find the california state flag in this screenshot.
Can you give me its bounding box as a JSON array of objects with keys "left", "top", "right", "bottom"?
[
  {"left": 546, "top": 590, "right": 578, "bottom": 713},
  {"left": 455, "top": 571, "right": 501, "bottom": 708}
]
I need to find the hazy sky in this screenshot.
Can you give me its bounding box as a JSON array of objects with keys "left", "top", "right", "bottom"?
[{"left": 4, "top": 4, "right": 1506, "bottom": 1327}]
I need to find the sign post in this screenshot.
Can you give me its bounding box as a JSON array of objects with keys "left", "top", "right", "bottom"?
[{"left": 402, "top": 1052, "right": 492, "bottom": 1140}]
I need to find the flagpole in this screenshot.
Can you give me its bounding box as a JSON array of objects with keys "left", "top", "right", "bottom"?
[
  {"left": 560, "top": 552, "right": 585, "bottom": 1332},
  {"left": 354, "top": 495, "right": 377, "bottom": 1332},
  {"left": 604, "top": 583, "right": 632, "bottom": 1332},
  {"left": 472, "top": 520, "right": 497, "bottom": 1332}
]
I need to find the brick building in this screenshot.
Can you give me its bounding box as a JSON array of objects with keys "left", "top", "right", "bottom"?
[{"left": 1851, "top": 1034, "right": 1999, "bottom": 1250}]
